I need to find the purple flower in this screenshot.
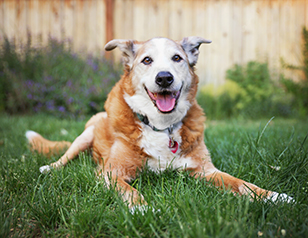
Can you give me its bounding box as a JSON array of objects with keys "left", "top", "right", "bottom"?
[
  {"left": 44, "top": 76, "right": 53, "bottom": 81},
  {"left": 25, "top": 80, "right": 34, "bottom": 87},
  {"left": 67, "top": 97, "right": 74, "bottom": 104},
  {"left": 58, "top": 106, "right": 66, "bottom": 112},
  {"left": 34, "top": 102, "right": 43, "bottom": 112},
  {"left": 66, "top": 80, "right": 73, "bottom": 88},
  {"left": 87, "top": 58, "right": 98, "bottom": 71},
  {"left": 46, "top": 100, "right": 55, "bottom": 111},
  {"left": 89, "top": 101, "right": 97, "bottom": 108}
]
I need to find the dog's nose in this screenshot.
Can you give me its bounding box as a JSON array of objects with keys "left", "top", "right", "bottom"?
[{"left": 155, "top": 71, "right": 174, "bottom": 88}]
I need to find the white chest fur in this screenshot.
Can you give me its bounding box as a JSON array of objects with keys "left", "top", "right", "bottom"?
[{"left": 139, "top": 123, "right": 197, "bottom": 171}]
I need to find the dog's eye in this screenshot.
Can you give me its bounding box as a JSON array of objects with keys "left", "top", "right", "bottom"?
[
  {"left": 172, "top": 55, "right": 182, "bottom": 62},
  {"left": 142, "top": 57, "right": 153, "bottom": 65}
]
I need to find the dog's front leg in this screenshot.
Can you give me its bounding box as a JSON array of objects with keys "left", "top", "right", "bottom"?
[
  {"left": 98, "top": 170, "right": 149, "bottom": 214},
  {"left": 104, "top": 173, "right": 146, "bottom": 206},
  {"left": 191, "top": 161, "right": 294, "bottom": 203},
  {"left": 39, "top": 125, "right": 95, "bottom": 173},
  {"left": 96, "top": 140, "right": 148, "bottom": 213}
]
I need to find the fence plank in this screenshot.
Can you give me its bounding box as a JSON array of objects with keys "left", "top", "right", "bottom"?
[
  {"left": 73, "top": 0, "right": 86, "bottom": 51},
  {"left": 15, "top": 0, "right": 27, "bottom": 46},
  {"left": 97, "top": 0, "right": 105, "bottom": 51},
  {"left": 0, "top": 0, "right": 3, "bottom": 41},
  {"left": 242, "top": 0, "right": 257, "bottom": 63},
  {"left": 50, "top": 0, "right": 62, "bottom": 41},
  {"left": 133, "top": 0, "right": 147, "bottom": 40},
  {"left": 169, "top": 0, "right": 183, "bottom": 40},
  {"left": 254, "top": 1, "right": 268, "bottom": 62},
  {"left": 194, "top": 0, "right": 209, "bottom": 84},
  {"left": 217, "top": 0, "right": 232, "bottom": 85},
  {"left": 267, "top": 0, "right": 280, "bottom": 78},
  {"left": 63, "top": 0, "right": 75, "bottom": 43},
  {"left": 38, "top": 0, "right": 50, "bottom": 45},
  {"left": 148, "top": 0, "right": 169, "bottom": 38},
  {"left": 3, "top": 0, "right": 16, "bottom": 41}
]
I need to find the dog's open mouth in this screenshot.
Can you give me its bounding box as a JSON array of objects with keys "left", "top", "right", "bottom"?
[{"left": 145, "top": 87, "right": 181, "bottom": 113}]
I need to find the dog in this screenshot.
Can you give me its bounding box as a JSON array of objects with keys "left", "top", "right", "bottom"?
[{"left": 26, "top": 36, "right": 293, "bottom": 212}]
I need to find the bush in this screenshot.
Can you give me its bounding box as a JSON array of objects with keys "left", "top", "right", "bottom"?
[
  {"left": 280, "top": 27, "right": 308, "bottom": 117},
  {"left": 197, "top": 80, "right": 246, "bottom": 119},
  {"left": 197, "top": 61, "right": 293, "bottom": 119},
  {"left": 0, "top": 35, "right": 121, "bottom": 118}
]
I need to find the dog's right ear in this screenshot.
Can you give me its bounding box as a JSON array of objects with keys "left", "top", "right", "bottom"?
[
  {"left": 105, "top": 39, "right": 140, "bottom": 68},
  {"left": 180, "top": 37, "right": 212, "bottom": 66}
]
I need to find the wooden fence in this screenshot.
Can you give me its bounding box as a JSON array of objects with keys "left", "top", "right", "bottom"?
[{"left": 1, "top": 0, "right": 308, "bottom": 86}]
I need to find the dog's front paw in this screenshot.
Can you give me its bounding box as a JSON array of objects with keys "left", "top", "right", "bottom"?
[
  {"left": 267, "top": 192, "right": 295, "bottom": 203},
  {"left": 39, "top": 165, "right": 51, "bottom": 174}
]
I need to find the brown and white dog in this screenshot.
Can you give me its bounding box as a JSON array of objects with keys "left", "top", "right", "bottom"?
[{"left": 26, "top": 36, "right": 293, "bottom": 212}]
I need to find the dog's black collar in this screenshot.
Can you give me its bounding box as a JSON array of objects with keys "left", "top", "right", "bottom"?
[
  {"left": 136, "top": 113, "right": 174, "bottom": 134},
  {"left": 136, "top": 113, "right": 179, "bottom": 150}
]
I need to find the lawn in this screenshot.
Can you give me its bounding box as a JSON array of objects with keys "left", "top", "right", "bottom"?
[{"left": 0, "top": 114, "right": 307, "bottom": 237}]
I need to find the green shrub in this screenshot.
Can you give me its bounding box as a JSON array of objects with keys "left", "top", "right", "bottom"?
[
  {"left": 280, "top": 76, "right": 308, "bottom": 117},
  {"left": 0, "top": 35, "right": 121, "bottom": 118},
  {"left": 226, "top": 61, "right": 277, "bottom": 117},
  {"left": 280, "top": 27, "right": 308, "bottom": 117},
  {"left": 197, "top": 80, "right": 246, "bottom": 119},
  {"left": 197, "top": 61, "right": 293, "bottom": 119}
]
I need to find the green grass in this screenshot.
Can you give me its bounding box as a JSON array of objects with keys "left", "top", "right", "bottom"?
[{"left": 1, "top": 114, "right": 308, "bottom": 237}]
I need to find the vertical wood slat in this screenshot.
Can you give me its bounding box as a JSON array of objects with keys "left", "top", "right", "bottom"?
[
  {"left": 39, "top": 0, "right": 50, "bottom": 45},
  {"left": 112, "top": 0, "right": 122, "bottom": 61},
  {"left": 194, "top": 0, "right": 210, "bottom": 84},
  {"left": 255, "top": 1, "right": 267, "bottom": 62},
  {"left": 169, "top": 0, "right": 182, "bottom": 40},
  {"left": 63, "top": 0, "right": 75, "bottom": 44},
  {"left": 0, "top": 0, "right": 307, "bottom": 85},
  {"left": 104, "top": 0, "right": 114, "bottom": 58},
  {"left": 3, "top": 0, "right": 16, "bottom": 41},
  {"left": 15, "top": 0, "right": 27, "bottom": 46},
  {"left": 97, "top": 0, "right": 105, "bottom": 52},
  {"left": 105, "top": 0, "right": 114, "bottom": 43},
  {"left": 0, "top": 0, "right": 3, "bottom": 41},
  {"left": 217, "top": 0, "right": 232, "bottom": 85},
  {"left": 147, "top": 0, "right": 169, "bottom": 38},
  {"left": 242, "top": 0, "right": 256, "bottom": 63},
  {"left": 133, "top": 0, "right": 147, "bottom": 40},
  {"left": 269, "top": 0, "right": 281, "bottom": 79},
  {"left": 74, "top": 0, "right": 85, "bottom": 51},
  {"left": 83, "top": 0, "right": 90, "bottom": 52}
]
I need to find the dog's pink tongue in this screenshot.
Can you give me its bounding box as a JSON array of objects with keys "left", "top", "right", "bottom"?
[{"left": 156, "top": 93, "right": 176, "bottom": 112}]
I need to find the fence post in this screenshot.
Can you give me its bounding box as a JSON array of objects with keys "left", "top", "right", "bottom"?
[{"left": 105, "top": 0, "right": 114, "bottom": 60}]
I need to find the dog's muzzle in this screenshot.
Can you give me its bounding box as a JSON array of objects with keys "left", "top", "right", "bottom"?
[{"left": 145, "top": 71, "right": 181, "bottom": 113}]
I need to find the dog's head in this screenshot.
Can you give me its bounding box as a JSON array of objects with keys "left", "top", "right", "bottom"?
[{"left": 105, "top": 37, "right": 211, "bottom": 130}]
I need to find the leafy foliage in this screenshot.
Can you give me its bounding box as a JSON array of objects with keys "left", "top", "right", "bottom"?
[
  {"left": 198, "top": 62, "right": 292, "bottom": 119},
  {"left": 0, "top": 35, "right": 121, "bottom": 118},
  {"left": 280, "top": 27, "right": 308, "bottom": 117},
  {"left": 303, "top": 26, "right": 308, "bottom": 80}
]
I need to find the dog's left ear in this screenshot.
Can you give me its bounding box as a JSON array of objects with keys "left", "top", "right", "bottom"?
[
  {"left": 180, "top": 37, "right": 211, "bottom": 66},
  {"left": 105, "top": 39, "right": 141, "bottom": 68}
]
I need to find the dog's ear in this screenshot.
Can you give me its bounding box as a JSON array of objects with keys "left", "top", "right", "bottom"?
[
  {"left": 180, "top": 37, "right": 211, "bottom": 66},
  {"left": 105, "top": 39, "right": 140, "bottom": 68}
]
